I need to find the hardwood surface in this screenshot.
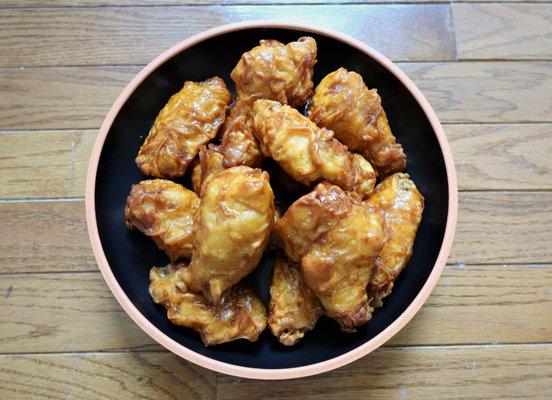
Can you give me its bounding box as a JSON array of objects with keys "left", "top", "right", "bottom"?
[{"left": 0, "top": 1, "right": 550, "bottom": 399}]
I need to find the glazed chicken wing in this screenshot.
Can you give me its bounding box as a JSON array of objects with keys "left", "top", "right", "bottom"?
[
  {"left": 136, "top": 77, "right": 232, "bottom": 178},
  {"left": 366, "top": 173, "right": 424, "bottom": 306},
  {"left": 268, "top": 255, "right": 323, "bottom": 346},
  {"left": 191, "top": 114, "right": 262, "bottom": 194},
  {"left": 124, "top": 179, "right": 200, "bottom": 261},
  {"left": 177, "top": 166, "right": 275, "bottom": 302},
  {"left": 150, "top": 263, "right": 267, "bottom": 346},
  {"left": 253, "top": 99, "right": 376, "bottom": 199},
  {"left": 308, "top": 68, "right": 406, "bottom": 177},
  {"left": 274, "top": 183, "right": 386, "bottom": 330},
  {"left": 231, "top": 37, "right": 317, "bottom": 108}
]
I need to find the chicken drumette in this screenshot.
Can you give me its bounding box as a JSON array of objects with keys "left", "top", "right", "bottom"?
[
  {"left": 124, "top": 179, "right": 200, "bottom": 261},
  {"left": 366, "top": 173, "right": 424, "bottom": 306},
  {"left": 268, "top": 255, "right": 324, "bottom": 346},
  {"left": 177, "top": 166, "right": 274, "bottom": 302},
  {"left": 150, "top": 263, "right": 267, "bottom": 346},
  {"left": 136, "top": 77, "right": 231, "bottom": 178},
  {"left": 274, "top": 182, "right": 385, "bottom": 330},
  {"left": 309, "top": 68, "right": 406, "bottom": 177},
  {"left": 253, "top": 99, "right": 377, "bottom": 199}
]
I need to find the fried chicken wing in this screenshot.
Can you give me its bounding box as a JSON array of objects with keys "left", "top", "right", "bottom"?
[
  {"left": 150, "top": 263, "right": 267, "bottom": 346},
  {"left": 124, "top": 179, "right": 200, "bottom": 261},
  {"left": 253, "top": 99, "right": 376, "bottom": 199},
  {"left": 231, "top": 37, "right": 317, "bottom": 108},
  {"left": 136, "top": 77, "right": 232, "bottom": 178},
  {"left": 191, "top": 114, "right": 262, "bottom": 194},
  {"left": 268, "top": 255, "right": 323, "bottom": 346},
  {"left": 308, "top": 68, "right": 406, "bottom": 176},
  {"left": 177, "top": 166, "right": 275, "bottom": 302},
  {"left": 191, "top": 145, "right": 225, "bottom": 195},
  {"left": 274, "top": 183, "right": 386, "bottom": 330},
  {"left": 366, "top": 173, "right": 424, "bottom": 306}
]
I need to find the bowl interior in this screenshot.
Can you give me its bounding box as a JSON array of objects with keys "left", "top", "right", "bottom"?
[{"left": 95, "top": 27, "right": 448, "bottom": 369}]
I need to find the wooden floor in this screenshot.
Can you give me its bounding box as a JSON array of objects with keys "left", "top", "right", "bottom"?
[{"left": 0, "top": 0, "right": 551, "bottom": 398}]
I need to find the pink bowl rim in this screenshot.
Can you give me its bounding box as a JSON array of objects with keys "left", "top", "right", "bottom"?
[{"left": 85, "top": 20, "right": 458, "bottom": 380}]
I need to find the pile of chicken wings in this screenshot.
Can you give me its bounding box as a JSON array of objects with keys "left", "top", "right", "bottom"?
[{"left": 125, "top": 36, "right": 424, "bottom": 347}]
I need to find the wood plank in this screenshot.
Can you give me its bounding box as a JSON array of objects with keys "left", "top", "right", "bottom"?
[
  {"left": 2, "top": 62, "right": 550, "bottom": 130},
  {"left": 450, "top": 192, "right": 552, "bottom": 264},
  {"left": 217, "top": 344, "right": 552, "bottom": 400},
  {"left": 0, "top": 0, "right": 447, "bottom": 7},
  {"left": 0, "top": 4, "right": 454, "bottom": 67},
  {"left": 0, "top": 352, "right": 216, "bottom": 400},
  {"left": 0, "top": 265, "right": 550, "bottom": 353},
  {"left": 2, "top": 191, "right": 551, "bottom": 274},
  {"left": 454, "top": 4, "right": 552, "bottom": 60},
  {"left": 390, "top": 264, "right": 552, "bottom": 346},
  {"left": 447, "top": 123, "right": 552, "bottom": 190},
  {"left": 0, "top": 272, "right": 158, "bottom": 353},
  {"left": 2, "top": 123, "right": 550, "bottom": 200},
  {"left": 0, "top": 66, "right": 139, "bottom": 130},
  {"left": 399, "top": 61, "right": 552, "bottom": 124},
  {"left": 0, "top": 201, "right": 97, "bottom": 273},
  {"left": 0, "top": 130, "right": 95, "bottom": 199}
]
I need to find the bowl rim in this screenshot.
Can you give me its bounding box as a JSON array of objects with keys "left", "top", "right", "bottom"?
[{"left": 85, "top": 20, "right": 458, "bottom": 380}]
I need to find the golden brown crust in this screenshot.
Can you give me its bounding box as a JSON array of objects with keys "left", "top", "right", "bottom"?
[
  {"left": 308, "top": 68, "right": 406, "bottom": 177},
  {"left": 366, "top": 173, "right": 424, "bottom": 306},
  {"left": 274, "top": 183, "right": 386, "bottom": 330},
  {"left": 136, "top": 77, "right": 232, "bottom": 178},
  {"left": 124, "top": 179, "right": 200, "bottom": 261},
  {"left": 253, "top": 99, "right": 376, "bottom": 199},
  {"left": 150, "top": 263, "right": 267, "bottom": 346},
  {"left": 178, "top": 166, "right": 275, "bottom": 302},
  {"left": 191, "top": 145, "right": 225, "bottom": 195},
  {"left": 230, "top": 37, "right": 317, "bottom": 107},
  {"left": 192, "top": 100, "right": 263, "bottom": 195},
  {"left": 268, "top": 255, "right": 323, "bottom": 346}
]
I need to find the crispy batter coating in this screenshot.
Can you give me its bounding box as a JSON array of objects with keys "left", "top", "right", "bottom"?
[
  {"left": 191, "top": 113, "right": 263, "bottom": 195},
  {"left": 177, "top": 166, "right": 275, "bottom": 302},
  {"left": 150, "top": 263, "right": 267, "bottom": 346},
  {"left": 124, "top": 179, "right": 200, "bottom": 261},
  {"left": 309, "top": 68, "right": 406, "bottom": 177},
  {"left": 274, "top": 183, "right": 386, "bottom": 330},
  {"left": 191, "top": 145, "right": 225, "bottom": 195},
  {"left": 231, "top": 37, "right": 317, "bottom": 108},
  {"left": 268, "top": 255, "right": 323, "bottom": 346},
  {"left": 253, "top": 100, "right": 376, "bottom": 199},
  {"left": 219, "top": 114, "right": 263, "bottom": 169},
  {"left": 366, "top": 173, "right": 424, "bottom": 306},
  {"left": 136, "top": 77, "right": 232, "bottom": 178}
]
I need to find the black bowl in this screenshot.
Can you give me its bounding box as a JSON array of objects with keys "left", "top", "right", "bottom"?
[{"left": 86, "top": 22, "right": 457, "bottom": 379}]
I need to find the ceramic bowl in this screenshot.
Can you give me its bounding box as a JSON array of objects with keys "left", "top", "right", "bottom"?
[{"left": 85, "top": 21, "right": 458, "bottom": 380}]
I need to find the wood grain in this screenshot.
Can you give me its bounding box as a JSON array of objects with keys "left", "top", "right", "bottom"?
[
  {"left": 2, "top": 191, "right": 550, "bottom": 274},
  {"left": 399, "top": 61, "right": 552, "bottom": 124},
  {"left": 217, "top": 344, "right": 552, "bottom": 400},
  {"left": 0, "top": 272, "right": 158, "bottom": 353},
  {"left": 447, "top": 123, "right": 552, "bottom": 190},
  {"left": 0, "top": 352, "right": 216, "bottom": 400},
  {"left": 450, "top": 192, "right": 552, "bottom": 264},
  {"left": 454, "top": 3, "right": 552, "bottom": 60},
  {"left": 1, "top": 62, "right": 551, "bottom": 130},
  {"left": 0, "top": 201, "right": 97, "bottom": 273},
  {"left": 0, "top": 66, "right": 139, "bottom": 130},
  {"left": 0, "top": 4, "right": 455, "bottom": 67},
  {"left": 0, "top": 0, "right": 448, "bottom": 7},
  {"left": 0, "top": 265, "right": 550, "bottom": 353},
  {"left": 1, "top": 124, "right": 550, "bottom": 200},
  {"left": 0, "top": 130, "right": 95, "bottom": 199}
]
